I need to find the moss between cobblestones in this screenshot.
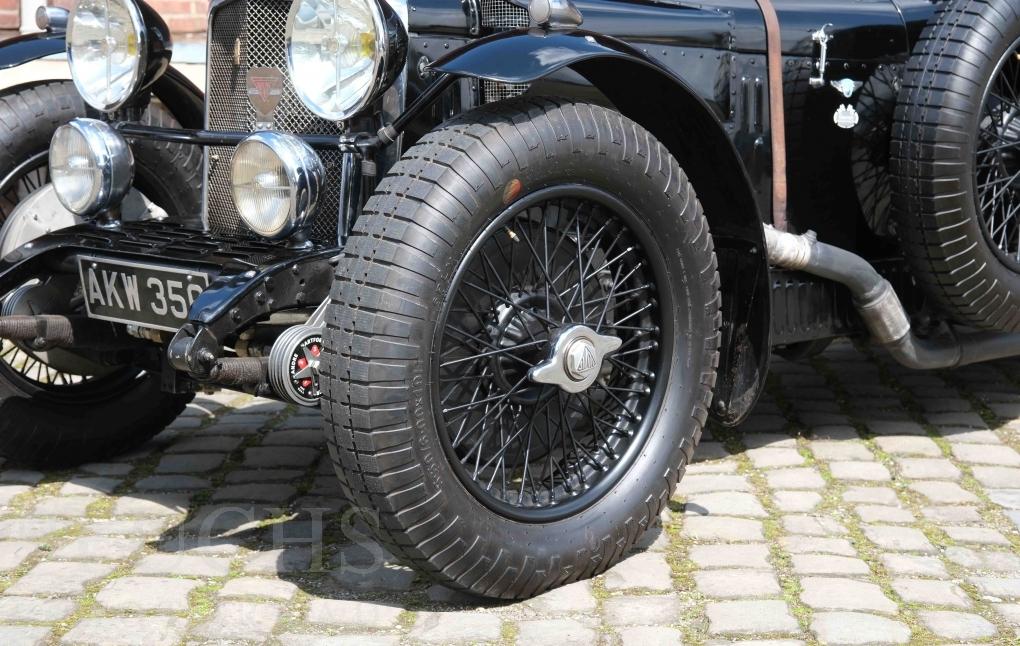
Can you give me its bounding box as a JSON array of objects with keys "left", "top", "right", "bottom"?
[
  {"left": 499, "top": 618, "right": 518, "bottom": 643},
  {"left": 812, "top": 351, "right": 1013, "bottom": 643},
  {"left": 84, "top": 495, "right": 114, "bottom": 519},
  {"left": 588, "top": 574, "right": 609, "bottom": 601},
  {"left": 187, "top": 581, "right": 221, "bottom": 619},
  {"left": 811, "top": 355, "right": 942, "bottom": 639},
  {"left": 48, "top": 562, "right": 135, "bottom": 641},
  {"left": 936, "top": 370, "right": 1020, "bottom": 553},
  {"left": 713, "top": 417, "right": 819, "bottom": 643},
  {"left": 941, "top": 365, "right": 1019, "bottom": 443},
  {"left": 392, "top": 607, "right": 417, "bottom": 643},
  {"left": 661, "top": 506, "right": 706, "bottom": 644},
  {"left": 0, "top": 520, "right": 84, "bottom": 595}
]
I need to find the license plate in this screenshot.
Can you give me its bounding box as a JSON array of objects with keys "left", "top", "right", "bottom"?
[{"left": 78, "top": 256, "right": 211, "bottom": 331}]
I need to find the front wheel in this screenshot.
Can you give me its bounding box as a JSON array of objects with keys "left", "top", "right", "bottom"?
[
  {"left": 0, "top": 81, "right": 197, "bottom": 468},
  {"left": 322, "top": 99, "right": 720, "bottom": 598}
]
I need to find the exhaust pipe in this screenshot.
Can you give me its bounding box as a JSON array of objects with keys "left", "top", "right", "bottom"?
[{"left": 763, "top": 225, "right": 1020, "bottom": 369}]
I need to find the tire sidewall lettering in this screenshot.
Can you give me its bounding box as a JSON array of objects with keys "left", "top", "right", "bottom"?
[{"left": 410, "top": 372, "right": 444, "bottom": 495}]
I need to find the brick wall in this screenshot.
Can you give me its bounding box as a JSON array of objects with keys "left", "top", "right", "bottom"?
[
  {"left": 0, "top": 0, "right": 19, "bottom": 30},
  {"left": 0, "top": 0, "right": 209, "bottom": 34},
  {"left": 147, "top": 0, "right": 209, "bottom": 34}
]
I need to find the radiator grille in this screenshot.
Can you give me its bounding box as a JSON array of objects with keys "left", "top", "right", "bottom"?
[
  {"left": 205, "top": 0, "right": 343, "bottom": 243},
  {"left": 478, "top": 0, "right": 529, "bottom": 102},
  {"left": 479, "top": 0, "right": 528, "bottom": 29}
]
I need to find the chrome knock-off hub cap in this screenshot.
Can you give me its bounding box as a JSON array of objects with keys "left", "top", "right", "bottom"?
[{"left": 529, "top": 325, "right": 622, "bottom": 393}]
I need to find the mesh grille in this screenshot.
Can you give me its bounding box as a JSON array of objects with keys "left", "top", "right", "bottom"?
[
  {"left": 482, "top": 80, "right": 530, "bottom": 103},
  {"left": 206, "top": 0, "right": 343, "bottom": 243},
  {"left": 478, "top": 0, "right": 529, "bottom": 102},
  {"left": 479, "top": 0, "right": 528, "bottom": 29}
]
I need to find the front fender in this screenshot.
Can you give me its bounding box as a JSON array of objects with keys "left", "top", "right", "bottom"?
[
  {"left": 433, "top": 28, "right": 773, "bottom": 426},
  {"left": 432, "top": 28, "right": 650, "bottom": 85},
  {"left": 0, "top": 32, "right": 65, "bottom": 70}
]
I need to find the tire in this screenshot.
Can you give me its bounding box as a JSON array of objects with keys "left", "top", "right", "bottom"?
[
  {"left": 322, "top": 98, "right": 721, "bottom": 598},
  {"left": 0, "top": 80, "right": 198, "bottom": 468},
  {"left": 891, "top": 0, "right": 1020, "bottom": 331},
  {"left": 0, "top": 373, "right": 190, "bottom": 469}
]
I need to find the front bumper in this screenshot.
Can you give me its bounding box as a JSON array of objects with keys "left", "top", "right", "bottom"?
[{"left": 0, "top": 220, "right": 335, "bottom": 376}]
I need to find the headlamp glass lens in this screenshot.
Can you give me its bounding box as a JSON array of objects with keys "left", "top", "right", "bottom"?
[
  {"left": 50, "top": 125, "right": 101, "bottom": 215},
  {"left": 286, "top": 0, "right": 384, "bottom": 120},
  {"left": 68, "top": 0, "right": 145, "bottom": 111},
  {"left": 231, "top": 140, "right": 296, "bottom": 238}
]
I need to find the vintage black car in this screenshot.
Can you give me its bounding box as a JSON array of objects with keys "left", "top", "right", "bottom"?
[{"left": 0, "top": 0, "right": 1014, "bottom": 597}]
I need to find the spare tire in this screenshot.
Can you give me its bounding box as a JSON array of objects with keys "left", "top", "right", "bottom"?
[{"left": 891, "top": 0, "right": 1020, "bottom": 331}]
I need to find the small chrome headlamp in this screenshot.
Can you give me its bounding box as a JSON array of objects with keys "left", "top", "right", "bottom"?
[
  {"left": 230, "top": 132, "right": 325, "bottom": 240},
  {"left": 49, "top": 119, "right": 134, "bottom": 217}
]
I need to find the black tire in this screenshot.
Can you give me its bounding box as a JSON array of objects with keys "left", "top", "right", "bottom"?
[
  {"left": 322, "top": 98, "right": 720, "bottom": 598},
  {"left": 891, "top": 0, "right": 1020, "bottom": 331},
  {"left": 0, "top": 373, "right": 190, "bottom": 469},
  {"left": 0, "top": 80, "right": 198, "bottom": 468}
]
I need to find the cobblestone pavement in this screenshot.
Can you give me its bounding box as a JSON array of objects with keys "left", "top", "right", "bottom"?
[{"left": 1, "top": 341, "right": 1020, "bottom": 644}]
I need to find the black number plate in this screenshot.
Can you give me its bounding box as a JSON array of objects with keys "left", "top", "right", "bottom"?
[{"left": 78, "top": 256, "right": 211, "bottom": 332}]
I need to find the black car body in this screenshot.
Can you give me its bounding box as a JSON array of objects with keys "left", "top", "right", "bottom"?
[
  {"left": 0, "top": 0, "right": 1015, "bottom": 597},
  {"left": 0, "top": 0, "right": 947, "bottom": 422}
]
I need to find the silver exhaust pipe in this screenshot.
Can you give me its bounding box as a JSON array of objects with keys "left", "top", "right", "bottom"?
[{"left": 763, "top": 225, "right": 1020, "bottom": 369}]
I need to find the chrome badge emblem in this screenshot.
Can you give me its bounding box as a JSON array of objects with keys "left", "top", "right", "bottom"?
[
  {"left": 246, "top": 67, "right": 284, "bottom": 129},
  {"left": 566, "top": 339, "right": 599, "bottom": 380},
  {"left": 833, "top": 104, "right": 860, "bottom": 130},
  {"left": 830, "top": 78, "right": 864, "bottom": 99}
]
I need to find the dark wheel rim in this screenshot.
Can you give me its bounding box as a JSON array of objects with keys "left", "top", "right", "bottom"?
[
  {"left": 851, "top": 65, "right": 899, "bottom": 237},
  {"left": 432, "top": 185, "right": 670, "bottom": 522},
  {"left": 976, "top": 36, "right": 1020, "bottom": 269},
  {"left": 0, "top": 151, "right": 48, "bottom": 222}
]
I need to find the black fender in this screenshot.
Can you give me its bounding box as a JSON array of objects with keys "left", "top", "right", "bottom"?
[
  {"left": 0, "top": 32, "right": 65, "bottom": 70},
  {"left": 152, "top": 66, "right": 204, "bottom": 129},
  {"left": 433, "top": 29, "right": 772, "bottom": 425},
  {"left": 0, "top": 32, "right": 204, "bottom": 129}
]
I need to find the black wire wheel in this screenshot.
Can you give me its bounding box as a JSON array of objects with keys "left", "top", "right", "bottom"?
[
  {"left": 0, "top": 151, "right": 47, "bottom": 222},
  {"left": 434, "top": 186, "right": 667, "bottom": 521},
  {"left": 323, "top": 98, "right": 721, "bottom": 599},
  {"left": 0, "top": 81, "right": 200, "bottom": 468},
  {"left": 892, "top": 0, "right": 1020, "bottom": 332},
  {"left": 851, "top": 64, "right": 900, "bottom": 238},
  {"left": 976, "top": 37, "right": 1020, "bottom": 269}
]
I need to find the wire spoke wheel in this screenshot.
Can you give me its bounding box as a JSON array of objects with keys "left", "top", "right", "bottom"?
[
  {"left": 0, "top": 152, "right": 114, "bottom": 392},
  {"left": 324, "top": 99, "right": 719, "bottom": 598},
  {"left": 0, "top": 341, "right": 92, "bottom": 387},
  {"left": 0, "top": 151, "right": 106, "bottom": 390},
  {"left": 0, "top": 151, "right": 48, "bottom": 222},
  {"left": 433, "top": 187, "right": 664, "bottom": 521},
  {"left": 0, "top": 80, "right": 196, "bottom": 469},
  {"left": 976, "top": 38, "right": 1020, "bottom": 268}
]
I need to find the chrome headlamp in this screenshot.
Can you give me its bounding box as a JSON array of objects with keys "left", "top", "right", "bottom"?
[
  {"left": 67, "top": 0, "right": 172, "bottom": 112},
  {"left": 49, "top": 119, "right": 134, "bottom": 217},
  {"left": 230, "top": 132, "right": 325, "bottom": 239},
  {"left": 285, "top": 0, "right": 407, "bottom": 121}
]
